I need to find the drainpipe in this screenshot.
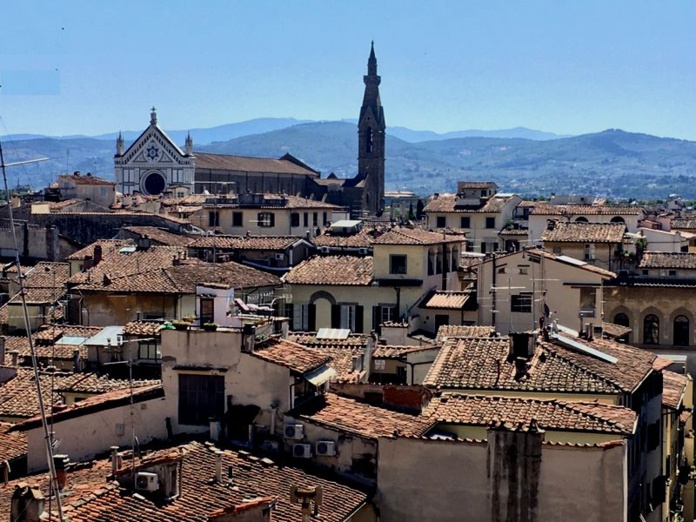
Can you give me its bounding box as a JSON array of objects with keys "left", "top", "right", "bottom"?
[
  {"left": 270, "top": 403, "right": 278, "bottom": 435},
  {"left": 288, "top": 381, "right": 297, "bottom": 410}
]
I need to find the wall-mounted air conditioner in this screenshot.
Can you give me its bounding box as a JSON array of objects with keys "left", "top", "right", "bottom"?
[
  {"left": 315, "top": 441, "right": 336, "bottom": 456},
  {"left": 284, "top": 423, "right": 305, "bottom": 440},
  {"left": 293, "top": 443, "right": 312, "bottom": 458}
]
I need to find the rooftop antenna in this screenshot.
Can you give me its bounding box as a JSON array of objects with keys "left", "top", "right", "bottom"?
[{"left": 0, "top": 140, "right": 63, "bottom": 519}]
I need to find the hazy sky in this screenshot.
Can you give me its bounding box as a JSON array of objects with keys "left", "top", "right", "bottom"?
[{"left": 1, "top": 1, "right": 696, "bottom": 139}]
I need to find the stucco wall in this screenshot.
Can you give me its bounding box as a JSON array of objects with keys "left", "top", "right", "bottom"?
[
  {"left": 25, "top": 395, "right": 168, "bottom": 472},
  {"left": 79, "top": 293, "right": 181, "bottom": 326},
  {"left": 377, "top": 435, "right": 627, "bottom": 522}
]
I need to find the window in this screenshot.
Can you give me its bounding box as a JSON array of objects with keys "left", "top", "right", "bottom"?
[
  {"left": 303, "top": 213, "right": 309, "bottom": 227},
  {"left": 232, "top": 212, "right": 243, "bottom": 227},
  {"left": 674, "top": 315, "right": 689, "bottom": 346},
  {"left": 575, "top": 216, "right": 589, "bottom": 223},
  {"left": 584, "top": 243, "right": 596, "bottom": 260},
  {"left": 460, "top": 216, "right": 470, "bottom": 228},
  {"left": 323, "top": 212, "right": 328, "bottom": 226},
  {"left": 669, "top": 270, "right": 677, "bottom": 277},
  {"left": 178, "top": 374, "right": 225, "bottom": 426},
  {"left": 373, "top": 359, "right": 386, "bottom": 371},
  {"left": 138, "top": 341, "right": 161, "bottom": 361},
  {"left": 293, "top": 304, "right": 312, "bottom": 331},
  {"left": 332, "top": 304, "right": 364, "bottom": 332},
  {"left": 610, "top": 216, "right": 626, "bottom": 224},
  {"left": 290, "top": 212, "right": 300, "bottom": 228},
  {"left": 390, "top": 254, "right": 407, "bottom": 275},
  {"left": 200, "top": 298, "right": 214, "bottom": 324},
  {"left": 377, "top": 304, "right": 396, "bottom": 324},
  {"left": 312, "top": 212, "right": 318, "bottom": 226},
  {"left": 480, "top": 189, "right": 487, "bottom": 197},
  {"left": 511, "top": 293, "right": 532, "bottom": 313},
  {"left": 366, "top": 127, "right": 374, "bottom": 153},
  {"left": 485, "top": 217, "right": 496, "bottom": 229},
  {"left": 208, "top": 211, "right": 220, "bottom": 228},
  {"left": 518, "top": 266, "right": 528, "bottom": 275},
  {"left": 436, "top": 216, "right": 446, "bottom": 228},
  {"left": 614, "top": 313, "right": 629, "bottom": 327},
  {"left": 341, "top": 305, "right": 357, "bottom": 331},
  {"left": 257, "top": 212, "right": 275, "bottom": 228},
  {"left": 643, "top": 314, "right": 660, "bottom": 345}
]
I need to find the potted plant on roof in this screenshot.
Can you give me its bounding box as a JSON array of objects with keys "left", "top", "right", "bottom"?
[
  {"left": 172, "top": 319, "right": 191, "bottom": 331},
  {"left": 203, "top": 322, "right": 219, "bottom": 331}
]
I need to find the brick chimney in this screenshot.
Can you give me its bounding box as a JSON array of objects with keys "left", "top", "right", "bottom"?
[
  {"left": 93, "top": 244, "right": 102, "bottom": 266},
  {"left": 10, "top": 484, "right": 46, "bottom": 522}
]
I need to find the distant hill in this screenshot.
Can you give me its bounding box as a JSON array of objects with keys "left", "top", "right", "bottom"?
[
  {"left": 387, "top": 126, "right": 569, "bottom": 142},
  {"left": 4, "top": 121, "right": 696, "bottom": 199}
]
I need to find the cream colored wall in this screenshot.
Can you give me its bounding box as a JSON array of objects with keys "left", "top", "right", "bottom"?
[
  {"left": 377, "top": 436, "right": 627, "bottom": 522},
  {"left": 282, "top": 416, "right": 377, "bottom": 480},
  {"left": 439, "top": 423, "right": 624, "bottom": 445},
  {"left": 478, "top": 251, "right": 607, "bottom": 335},
  {"left": 25, "top": 396, "right": 168, "bottom": 472},
  {"left": 406, "top": 348, "right": 441, "bottom": 385},
  {"left": 542, "top": 242, "right": 615, "bottom": 269},
  {"left": 7, "top": 303, "right": 45, "bottom": 332},
  {"left": 160, "top": 329, "right": 292, "bottom": 435},
  {"left": 373, "top": 242, "right": 461, "bottom": 291},
  {"left": 604, "top": 285, "right": 696, "bottom": 346}
]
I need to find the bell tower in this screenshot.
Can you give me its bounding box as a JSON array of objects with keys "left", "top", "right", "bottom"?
[{"left": 358, "top": 42, "right": 386, "bottom": 215}]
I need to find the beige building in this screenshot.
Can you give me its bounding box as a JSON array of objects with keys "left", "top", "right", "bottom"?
[
  {"left": 284, "top": 227, "right": 463, "bottom": 333},
  {"left": 529, "top": 203, "right": 643, "bottom": 245},
  {"left": 540, "top": 221, "right": 626, "bottom": 271},
  {"left": 57, "top": 171, "right": 117, "bottom": 208},
  {"left": 477, "top": 249, "right": 615, "bottom": 335},
  {"left": 424, "top": 182, "right": 521, "bottom": 253}
]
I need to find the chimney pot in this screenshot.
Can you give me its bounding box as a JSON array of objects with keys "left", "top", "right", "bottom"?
[
  {"left": 214, "top": 450, "right": 223, "bottom": 483},
  {"left": 111, "top": 446, "right": 120, "bottom": 475},
  {"left": 9, "top": 350, "right": 18, "bottom": 367}
]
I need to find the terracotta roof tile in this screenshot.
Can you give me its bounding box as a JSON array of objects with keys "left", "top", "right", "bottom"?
[
  {"left": 372, "top": 345, "right": 439, "bottom": 359},
  {"left": 58, "top": 173, "right": 115, "bottom": 186},
  {"left": 662, "top": 371, "right": 688, "bottom": 410},
  {"left": 121, "top": 226, "right": 196, "bottom": 247},
  {"left": 639, "top": 252, "right": 696, "bottom": 269},
  {"left": 252, "top": 338, "right": 332, "bottom": 374},
  {"left": 669, "top": 218, "right": 696, "bottom": 230},
  {"left": 423, "top": 334, "right": 656, "bottom": 395},
  {"left": 123, "top": 321, "right": 164, "bottom": 336},
  {"left": 423, "top": 194, "right": 514, "bottom": 214},
  {"left": 541, "top": 222, "right": 626, "bottom": 243},
  {"left": 423, "top": 394, "right": 636, "bottom": 435},
  {"left": 422, "top": 291, "right": 471, "bottom": 310},
  {"left": 284, "top": 256, "right": 373, "bottom": 285},
  {"left": 435, "top": 325, "right": 495, "bottom": 343},
  {"left": 531, "top": 204, "right": 642, "bottom": 216},
  {"left": 313, "top": 229, "right": 375, "bottom": 248},
  {"left": 0, "top": 422, "right": 27, "bottom": 464},
  {"left": 372, "top": 227, "right": 463, "bottom": 245},
  {"left": 190, "top": 235, "right": 300, "bottom": 251},
  {"left": 33, "top": 325, "right": 103, "bottom": 343},
  {"left": 194, "top": 152, "right": 319, "bottom": 176},
  {"left": 0, "top": 441, "right": 366, "bottom": 522},
  {"left": 293, "top": 393, "right": 433, "bottom": 439},
  {"left": 601, "top": 321, "right": 632, "bottom": 339}
]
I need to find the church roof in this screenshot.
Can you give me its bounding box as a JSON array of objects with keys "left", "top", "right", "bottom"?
[{"left": 194, "top": 152, "right": 319, "bottom": 176}]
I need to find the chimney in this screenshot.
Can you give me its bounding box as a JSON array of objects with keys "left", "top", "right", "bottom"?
[
  {"left": 0, "top": 336, "right": 5, "bottom": 365},
  {"left": 215, "top": 450, "right": 223, "bottom": 483},
  {"left": 514, "top": 357, "right": 529, "bottom": 381},
  {"left": 53, "top": 454, "right": 69, "bottom": 491},
  {"left": 509, "top": 332, "right": 534, "bottom": 360},
  {"left": 585, "top": 323, "right": 594, "bottom": 341},
  {"left": 11, "top": 485, "right": 45, "bottom": 522},
  {"left": 93, "top": 244, "right": 102, "bottom": 266},
  {"left": 9, "top": 350, "right": 18, "bottom": 367},
  {"left": 546, "top": 220, "right": 556, "bottom": 231},
  {"left": 110, "top": 446, "right": 121, "bottom": 476},
  {"left": 227, "top": 465, "right": 234, "bottom": 485},
  {"left": 73, "top": 348, "right": 81, "bottom": 373},
  {"left": 210, "top": 418, "right": 221, "bottom": 442}
]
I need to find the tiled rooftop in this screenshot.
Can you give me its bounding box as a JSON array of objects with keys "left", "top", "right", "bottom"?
[
  {"left": 0, "top": 422, "right": 27, "bottom": 464},
  {"left": 531, "top": 204, "right": 642, "bottom": 216},
  {"left": 371, "top": 227, "right": 463, "bottom": 245},
  {"left": 284, "top": 256, "right": 373, "bottom": 285},
  {"left": 0, "top": 441, "right": 367, "bottom": 522},
  {"left": 601, "top": 321, "right": 632, "bottom": 339},
  {"left": 120, "top": 226, "right": 197, "bottom": 247},
  {"left": 423, "top": 334, "right": 656, "bottom": 395},
  {"left": 58, "top": 173, "right": 115, "bottom": 186},
  {"left": 372, "top": 345, "right": 439, "bottom": 359},
  {"left": 123, "top": 320, "right": 164, "bottom": 336},
  {"left": 670, "top": 218, "right": 696, "bottom": 230},
  {"left": 541, "top": 222, "right": 626, "bottom": 243},
  {"left": 292, "top": 392, "right": 433, "bottom": 440},
  {"left": 435, "top": 325, "right": 495, "bottom": 343},
  {"left": 312, "top": 229, "right": 375, "bottom": 248},
  {"left": 662, "top": 370, "right": 688, "bottom": 410},
  {"left": 194, "top": 152, "right": 319, "bottom": 176},
  {"left": 189, "top": 235, "right": 300, "bottom": 250},
  {"left": 252, "top": 338, "right": 332, "bottom": 374},
  {"left": 421, "top": 291, "right": 471, "bottom": 310},
  {"left": 422, "top": 394, "right": 637, "bottom": 435},
  {"left": 639, "top": 252, "right": 696, "bottom": 269}
]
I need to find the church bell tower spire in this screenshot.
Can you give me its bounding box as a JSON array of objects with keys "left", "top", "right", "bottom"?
[{"left": 358, "top": 41, "right": 385, "bottom": 216}]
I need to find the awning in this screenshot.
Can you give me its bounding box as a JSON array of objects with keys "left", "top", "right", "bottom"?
[{"left": 303, "top": 366, "right": 337, "bottom": 386}]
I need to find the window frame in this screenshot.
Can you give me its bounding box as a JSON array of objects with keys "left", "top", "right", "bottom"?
[{"left": 390, "top": 254, "right": 408, "bottom": 275}]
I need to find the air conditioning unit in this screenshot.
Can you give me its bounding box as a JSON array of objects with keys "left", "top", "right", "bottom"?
[
  {"left": 293, "top": 443, "right": 312, "bottom": 459},
  {"left": 274, "top": 253, "right": 285, "bottom": 261},
  {"left": 315, "top": 440, "right": 336, "bottom": 456},
  {"left": 284, "top": 423, "right": 305, "bottom": 440},
  {"left": 319, "top": 246, "right": 331, "bottom": 254},
  {"left": 135, "top": 472, "right": 159, "bottom": 492}
]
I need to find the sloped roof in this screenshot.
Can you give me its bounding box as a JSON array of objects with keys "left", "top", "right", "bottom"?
[
  {"left": 58, "top": 173, "right": 115, "bottom": 186},
  {"left": 435, "top": 325, "right": 495, "bottom": 343},
  {"left": 531, "top": 204, "right": 642, "bottom": 216},
  {"left": 252, "top": 338, "right": 332, "bottom": 374},
  {"left": 662, "top": 371, "right": 689, "bottom": 410},
  {"left": 423, "top": 194, "right": 514, "bottom": 214},
  {"left": 190, "top": 235, "right": 300, "bottom": 251},
  {"left": 541, "top": 222, "right": 626, "bottom": 243},
  {"left": 639, "top": 252, "right": 696, "bottom": 269},
  {"left": 284, "top": 256, "right": 373, "bottom": 286},
  {"left": 0, "top": 422, "right": 27, "bottom": 464},
  {"left": 291, "top": 392, "right": 433, "bottom": 440},
  {"left": 372, "top": 227, "right": 463, "bottom": 245},
  {"left": 422, "top": 394, "right": 636, "bottom": 435},
  {"left": 121, "top": 226, "right": 197, "bottom": 247},
  {"left": 421, "top": 291, "right": 470, "bottom": 310},
  {"left": 0, "top": 441, "right": 367, "bottom": 522},
  {"left": 423, "top": 334, "right": 656, "bottom": 395},
  {"left": 194, "top": 152, "right": 319, "bottom": 176}
]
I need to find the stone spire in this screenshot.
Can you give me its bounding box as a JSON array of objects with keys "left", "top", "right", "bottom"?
[
  {"left": 116, "top": 131, "right": 124, "bottom": 156},
  {"left": 185, "top": 132, "right": 193, "bottom": 155}
]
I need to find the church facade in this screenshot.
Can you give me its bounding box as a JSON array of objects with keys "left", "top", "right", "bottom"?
[{"left": 114, "top": 44, "right": 386, "bottom": 217}]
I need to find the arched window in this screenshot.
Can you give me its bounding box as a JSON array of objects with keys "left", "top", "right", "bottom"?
[
  {"left": 610, "top": 216, "right": 626, "bottom": 224},
  {"left": 366, "top": 128, "right": 373, "bottom": 153},
  {"left": 674, "top": 315, "right": 690, "bottom": 346},
  {"left": 575, "top": 216, "right": 589, "bottom": 223},
  {"left": 643, "top": 314, "right": 660, "bottom": 345},
  {"left": 614, "top": 313, "right": 629, "bottom": 327}
]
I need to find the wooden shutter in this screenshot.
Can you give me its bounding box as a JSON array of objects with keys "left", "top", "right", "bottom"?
[
  {"left": 331, "top": 305, "right": 341, "bottom": 328},
  {"left": 355, "top": 305, "right": 364, "bottom": 333},
  {"left": 308, "top": 304, "right": 317, "bottom": 331}
]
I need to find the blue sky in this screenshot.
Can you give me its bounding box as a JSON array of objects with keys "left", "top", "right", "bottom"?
[{"left": 1, "top": 1, "right": 696, "bottom": 139}]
